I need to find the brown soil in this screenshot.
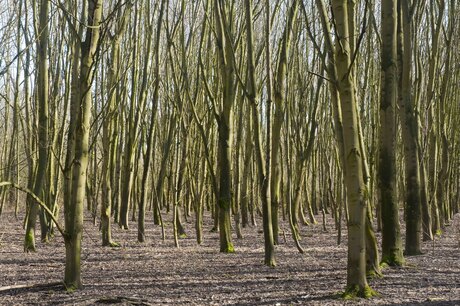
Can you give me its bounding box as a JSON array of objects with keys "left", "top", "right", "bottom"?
[{"left": 0, "top": 209, "right": 459, "bottom": 305}]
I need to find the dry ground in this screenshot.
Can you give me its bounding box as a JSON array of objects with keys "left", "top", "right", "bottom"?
[{"left": 0, "top": 208, "right": 459, "bottom": 305}]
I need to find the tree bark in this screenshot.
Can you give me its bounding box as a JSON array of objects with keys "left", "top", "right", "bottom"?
[
  {"left": 24, "top": 0, "right": 50, "bottom": 252},
  {"left": 332, "top": 0, "right": 375, "bottom": 297},
  {"left": 398, "top": 0, "right": 422, "bottom": 256},
  {"left": 64, "top": 0, "right": 102, "bottom": 290},
  {"left": 379, "top": 0, "right": 404, "bottom": 266},
  {"left": 271, "top": 0, "right": 298, "bottom": 245},
  {"left": 243, "top": 0, "right": 276, "bottom": 266},
  {"left": 214, "top": 0, "right": 236, "bottom": 253},
  {"left": 101, "top": 2, "right": 131, "bottom": 246},
  {"left": 138, "top": 0, "right": 164, "bottom": 243}
]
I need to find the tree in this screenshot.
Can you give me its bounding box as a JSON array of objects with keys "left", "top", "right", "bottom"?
[
  {"left": 212, "top": 0, "right": 237, "bottom": 253},
  {"left": 331, "top": 0, "right": 376, "bottom": 298},
  {"left": 244, "top": 0, "right": 276, "bottom": 266},
  {"left": 63, "top": 0, "right": 102, "bottom": 290},
  {"left": 271, "top": 0, "right": 299, "bottom": 245},
  {"left": 119, "top": 1, "right": 152, "bottom": 230},
  {"left": 138, "top": 0, "right": 165, "bottom": 243},
  {"left": 101, "top": 1, "right": 131, "bottom": 247},
  {"left": 379, "top": 0, "right": 404, "bottom": 266},
  {"left": 398, "top": 0, "right": 422, "bottom": 256},
  {"left": 24, "top": 0, "right": 50, "bottom": 252}
]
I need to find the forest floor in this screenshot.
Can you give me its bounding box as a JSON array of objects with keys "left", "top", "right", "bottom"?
[{"left": 0, "top": 207, "right": 459, "bottom": 306}]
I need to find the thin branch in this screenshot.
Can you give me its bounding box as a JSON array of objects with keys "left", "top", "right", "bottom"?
[
  {"left": 0, "top": 182, "right": 67, "bottom": 239},
  {"left": 346, "top": 0, "right": 369, "bottom": 78},
  {"left": 305, "top": 70, "right": 334, "bottom": 84}
]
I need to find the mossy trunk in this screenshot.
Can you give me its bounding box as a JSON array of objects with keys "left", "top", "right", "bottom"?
[
  {"left": 233, "top": 102, "right": 244, "bottom": 239},
  {"left": 65, "top": 83, "right": 90, "bottom": 289},
  {"left": 291, "top": 160, "right": 306, "bottom": 239},
  {"left": 332, "top": 0, "right": 375, "bottom": 297},
  {"left": 64, "top": 0, "right": 102, "bottom": 289},
  {"left": 64, "top": 228, "right": 82, "bottom": 290}
]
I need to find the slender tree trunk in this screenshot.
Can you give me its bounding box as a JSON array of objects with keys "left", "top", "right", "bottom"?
[
  {"left": 240, "top": 102, "right": 253, "bottom": 228},
  {"left": 271, "top": 0, "right": 298, "bottom": 245},
  {"left": 244, "top": 0, "right": 276, "bottom": 266},
  {"left": 437, "top": 1, "right": 454, "bottom": 225},
  {"left": 138, "top": 0, "right": 164, "bottom": 243},
  {"left": 24, "top": 0, "right": 50, "bottom": 252},
  {"left": 214, "top": 0, "right": 235, "bottom": 253},
  {"left": 234, "top": 103, "right": 244, "bottom": 239},
  {"left": 101, "top": 4, "right": 130, "bottom": 246},
  {"left": 120, "top": 3, "right": 151, "bottom": 230},
  {"left": 398, "top": 0, "right": 422, "bottom": 256}
]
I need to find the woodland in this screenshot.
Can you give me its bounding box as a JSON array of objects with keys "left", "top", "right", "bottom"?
[{"left": 0, "top": 0, "right": 459, "bottom": 305}]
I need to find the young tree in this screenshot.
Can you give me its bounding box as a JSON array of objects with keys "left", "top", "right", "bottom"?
[
  {"left": 101, "top": 1, "right": 131, "bottom": 247},
  {"left": 244, "top": 0, "right": 276, "bottom": 266},
  {"left": 119, "top": 1, "right": 152, "bottom": 230},
  {"left": 138, "top": 0, "right": 165, "bottom": 243},
  {"left": 271, "top": 0, "right": 299, "bottom": 244},
  {"left": 24, "top": 0, "right": 50, "bottom": 252}
]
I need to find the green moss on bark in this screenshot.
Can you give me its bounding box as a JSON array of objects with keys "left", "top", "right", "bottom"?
[
  {"left": 366, "top": 267, "right": 383, "bottom": 279},
  {"left": 24, "top": 230, "right": 36, "bottom": 252},
  {"left": 108, "top": 241, "right": 120, "bottom": 247},
  {"left": 380, "top": 253, "right": 405, "bottom": 267},
  {"left": 221, "top": 243, "right": 235, "bottom": 253},
  {"left": 64, "top": 283, "right": 80, "bottom": 293},
  {"left": 342, "top": 285, "right": 378, "bottom": 299}
]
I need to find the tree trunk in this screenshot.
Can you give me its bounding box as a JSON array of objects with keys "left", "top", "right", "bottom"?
[
  {"left": 398, "top": 0, "right": 422, "bottom": 256},
  {"left": 214, "top": 0, "right": 236, "bottom": 253},
  {"left": 101, "top": 3, "right": 130, "bottom": 246},
  {"left": 271, "top": 0, "right": 298, "bottom": 245},
  {"left": 243, "top": 0, "right": 276, "bottom": 266},
  {"left": 138, "top": 0, "right": 164, "bottom": 243},
  {"left": 64, "top": 0, "right": 102, "bottom": 290},
  {"left": 332, "top": 0, "right": 375, "bottom": 298},
  {"left": 24, "top": 0, "right": 49, "bottom": 252},
  {"left": 379, "top": 0, "right": 404, "bottom": 266}
]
